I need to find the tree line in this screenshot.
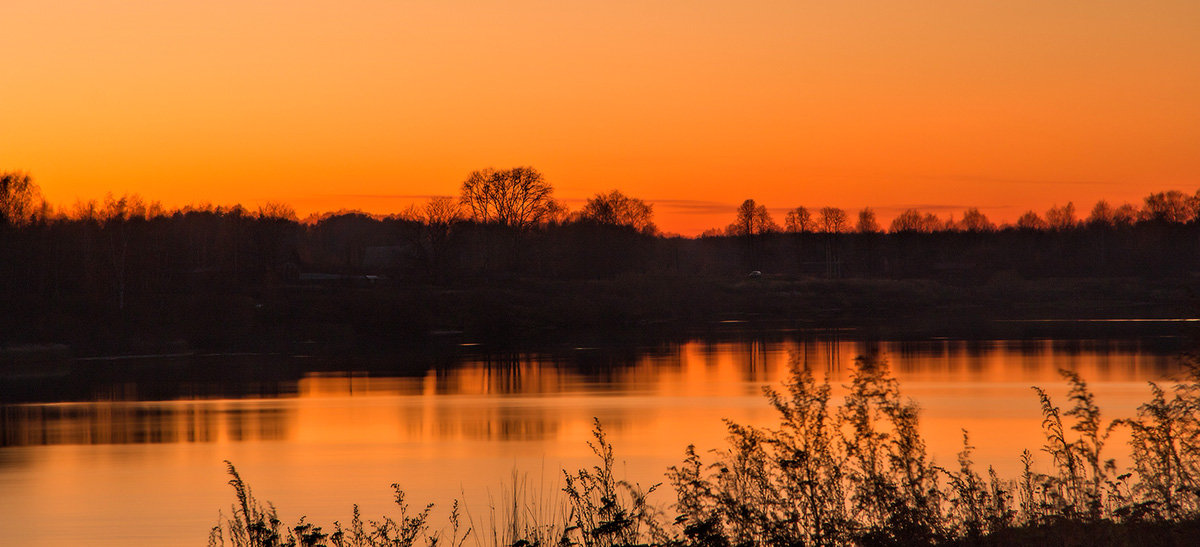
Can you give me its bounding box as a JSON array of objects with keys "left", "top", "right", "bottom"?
[
  {"left": 6, "top": 168, "right": 1200, "bottom": 235},
  {"left": 712, "top": 191, "right": 1200, "bottom": 237},
  {"left": 5, "top": 168, "right": 1200, "bottom": 281},
  {"left": 5, "top": 167, "right": 1200, "bottom": 284},
  {"left": 0, "top": 168, "right": 626, "bottom": 228},
  {"left": 4, "top": 166, "right": 1200, "bottom": 352}
]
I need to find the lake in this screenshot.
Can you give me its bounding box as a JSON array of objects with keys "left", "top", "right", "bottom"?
[{"left": 0, "top": 326, "right": 1191, "bottom": 546}]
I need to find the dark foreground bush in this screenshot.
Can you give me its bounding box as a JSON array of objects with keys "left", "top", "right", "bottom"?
[{"left": 210, "top": 355, "right": 1200, "bottom": 546}]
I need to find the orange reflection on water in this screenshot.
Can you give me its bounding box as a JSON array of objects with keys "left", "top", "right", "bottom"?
[
  {"left": 3, "top": 338, "right": 1183, "bottom": 451},
  {"left": 0, "top": 335, "right": 1188, "bottom": 546},
  {"left": 1, "top": 400, "right": 290, "bottom": 447},
  {"left": 268, "top": 337, "right": 1183, "bottom": 469}
]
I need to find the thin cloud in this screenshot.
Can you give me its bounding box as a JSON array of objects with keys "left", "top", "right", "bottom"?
[
  {"left": 314, "top": 193, "right": 451, "bottom": 200},
  {"left": 316, "top": 194, "right": 594, "bottom": 206},
  {"left": 935, "top": 175, "right": 1122, "bottom": 186},
  {"left": 650, "top": 199, "right": 738, "bottom": 215},
  {"left": 872, "top": 204, "right": 1001, "bottom": 214}
]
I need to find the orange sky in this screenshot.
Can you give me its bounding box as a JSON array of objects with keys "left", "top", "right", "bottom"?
[{"left": 2, "top": 1, "right": 1198, "bottom": 235}]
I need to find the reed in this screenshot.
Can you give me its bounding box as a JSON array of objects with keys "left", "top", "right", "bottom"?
[{"left": 211, "top": 354, "right": 1200, "bottom": 546}]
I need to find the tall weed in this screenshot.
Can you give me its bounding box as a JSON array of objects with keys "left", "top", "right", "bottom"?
[{"left": 212, "top": 353, "right": 1200, "bottom": 546}]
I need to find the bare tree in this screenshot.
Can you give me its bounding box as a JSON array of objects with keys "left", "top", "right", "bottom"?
[
  {"left": 727, "top": 199, "right": 778, "bottom": 236},
  {"left": 413, "top": 196, "right": 464, "bottom": 281},
  {"left": 460, "top": 167, "right": 556, "bottom": 229},
  {"left": 856, "top": 208, "right": 880, "bottom": 233},
  {"left": 785, "top": 207, "right": 814, "bottom": 233},
  {"left": 890, "top": 209, "right": 947, "bottom": 233},
  {"left": 546, "top": 199, "right": 572, "bottom": 225},
  {"left": 1113, "top": 203, "right": 1139, "bottom": 226},
  {"left": 0, "top": 171, "right": 40, "bottom": 226},
  {"left": 257, "top": 202, "right": 298, "bottom": 221},
  {"left": 424, "top": 196, "right": 464, "bottom": 226},
  {"left": 1141, "top": 191, "right": 1196, "bottom": 224},
  {"left": 959, "top": 208, "right": 995, "bottom": 232},
  {"left": 1045, "top": 202, "right": 1077, "bottom": 230},
  {"left": 1088, "top": 201, "right": 1115, "bottom": 227},
  {"left": 1016, "top": 210, "right": 1047, "bottom": 230},
  {"left": 815, "top": 207, "right": 847, "bottom": 278},
  {"left": 581, "top": 190, "right": 657, "bottom": 234},
  {"left": 924, "top": 212, "right": 944, "bottom": 232},
  {"left": 817, "top": 207, "right": 847, "bottom": 233},
  {"left": 890, "top": 209, "right": 921, "bottom": 233}
]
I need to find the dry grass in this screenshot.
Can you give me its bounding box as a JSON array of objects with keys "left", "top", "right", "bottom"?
[{"left": 210, "top": 355, "right": 1200, "bottom": 546}]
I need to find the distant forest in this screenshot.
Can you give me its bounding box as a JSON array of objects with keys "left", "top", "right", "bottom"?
[{"left": 3, "top": 168, "right": 1200, "bottom": 354}]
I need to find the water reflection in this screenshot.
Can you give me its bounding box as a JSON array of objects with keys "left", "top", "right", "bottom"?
[
  {"left": 1, "top": 335, "right": 1184, "bottom": 449},
  {"left": 1, "top": 401, "right": 290, "bottom": 447},
  {"left": 0, "top": 333, "right": 1191, "bottom": 547}
]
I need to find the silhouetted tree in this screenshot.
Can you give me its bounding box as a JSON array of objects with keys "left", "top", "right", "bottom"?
[
  {"left": 818, "top": 207, "right": 847, "bottom": 234},
  {"left": 727, "top": 199, "right": 778, "bottom": 236},
  {"left": 1016, "top": 210, "right": 1047, "bottom": 230},
  {"left": 813, "top": 207, "right": 847, "bottom": 277},
  {"left": 890, "top": 209, "right": 940, "bottom": 233},
  {"left": 544, "top": 199, "right": 572, "bottom": 225},
  {"left": 581, "top": 190, "right": 657, "bottom": 234},
  {"left": 1142, "top": 190, "right": 1196, "bottom": 224},
  {"left": 0, "top": 171, "right": 40, "bottom": 226},
  {"left": 959, "top": 208, "right": 995, "bottom": 232},
  {"left": 460, "top": 167, "right": 555, "bottom": 229},
  {"left": 1113, "top": 203, "right": 1139, "bottom": 226},
  {"left": 1046, "top": 202, "right": 1077, "bottom": 230},
  {"left": 413, "top": 196, "right": 464, "bottom": 281},
  {"left": 785, "top": 206, "right": 814, "bottom": 233},
  {"left": 856, "top": 208, "right": 880, "bottom": 233},
  {"left": 924, "top": 212, "right": 944, "bottom": 232},
  {"left": 97, "top": 193, "right": 161, "bottom": 222},
  {"left": 257, "top": 202, "right": 297, "bottom": 221},
  {"left": 1088, "top": 200, "right": 1115, "bottom": 227},
  {"left": 424, "top": 196, "right": 463, "bottom": 226},
  {"left": 890, "top": 209, "right": 922, "bottom": 233},
  {"left": 726, "top": 199, "right": 777, "bottom": 271},
  {"left": 98, "top": 194, "right": 148, "bottom": 310}
]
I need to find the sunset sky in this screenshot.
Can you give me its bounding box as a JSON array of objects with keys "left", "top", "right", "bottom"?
[{"left": 3, "top": 1, "right": 1198, "bottom": 235}]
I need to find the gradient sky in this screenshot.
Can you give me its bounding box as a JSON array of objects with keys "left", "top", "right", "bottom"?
[{"left": 3, "top": 1, "right": 1198, "bottom": 235}]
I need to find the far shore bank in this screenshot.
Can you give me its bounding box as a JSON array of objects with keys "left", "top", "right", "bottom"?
[{"left": 3, "top": 274, "right": 1197, "bottom": 361}]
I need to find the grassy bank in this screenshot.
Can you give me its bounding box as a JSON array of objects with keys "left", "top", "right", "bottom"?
[{"left": 209, "top": 353, "right": 1200, "bottom": 547}]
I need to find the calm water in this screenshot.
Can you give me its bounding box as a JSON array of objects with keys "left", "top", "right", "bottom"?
[{"left": 0, "top": 331, "right": 1190, "bottom": 546}]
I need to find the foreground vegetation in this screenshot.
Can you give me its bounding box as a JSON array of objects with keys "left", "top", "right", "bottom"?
[{"left": 209, "top": 355, "right": 1200, "bottom": 546}]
